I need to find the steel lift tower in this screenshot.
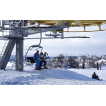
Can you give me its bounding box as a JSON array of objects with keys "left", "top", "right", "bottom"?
[
  {"left": 0, "top": 20, "right": 106, "bottom": 71},
  {"left": 0, "top": 20, "right": 28, "bottom": 71},
  {"left": 0, "top": 20, "right": 70, "bottom": 71}
]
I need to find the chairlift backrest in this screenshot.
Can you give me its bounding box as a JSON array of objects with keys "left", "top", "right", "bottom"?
[
  {"left": 30, "top": 45, "right": 43, "bottom": 48},
  {"left": 24, "top": 45, "right": 43, "bottom": 61}
]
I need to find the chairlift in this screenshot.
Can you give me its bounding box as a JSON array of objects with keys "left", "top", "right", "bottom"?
[
  {"left": 24, "top": 33, "right": 43, "bottom": 63},
  {"left": 25, "top": 44, "right": 43, "bottom": 64}
]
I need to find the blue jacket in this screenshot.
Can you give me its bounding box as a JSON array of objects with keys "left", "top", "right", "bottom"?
[{"left": 33, "top": 52, "right": 39, "bottom": 61}]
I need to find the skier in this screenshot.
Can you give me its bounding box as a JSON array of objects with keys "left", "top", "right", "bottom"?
[
  {"left": 82, "top": 63, "right": 85, "bottom": 69},
  {"left": 92, "top": 72, "right": 99, "bottom": 80},
  {"left": 97, "top": 62, "right": 99, "bottom": 70},
  {"left": 44, "top": 52, "right": 46, "bottom": 57},
  {"left": 33, "top": 50, "right": 40, "bottom": 70},
  {"left": 99, "top": 62, "right": 101, "bottom": 70},
  {"left": 76, "top": 63, "right": 79, "bottom": 69},
  {"left": 39, "top": 52, "right": 47, "bottom": 69}
]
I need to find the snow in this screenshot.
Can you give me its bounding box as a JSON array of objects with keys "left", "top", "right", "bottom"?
[{"left": 0, "top": 62, "right": 106, "bottom": 85}]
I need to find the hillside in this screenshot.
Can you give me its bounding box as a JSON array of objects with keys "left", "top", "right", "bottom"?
[{"left": 0, "top": 62, "right": 106, "bottom": 85}]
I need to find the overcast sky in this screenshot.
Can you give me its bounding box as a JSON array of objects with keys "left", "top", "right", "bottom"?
[{"left": 1, "top": 24, "right": 106, "bottom": 56}]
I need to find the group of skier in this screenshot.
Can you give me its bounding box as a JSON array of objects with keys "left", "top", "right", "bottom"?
[
  {"left": 97, "top": 62, "right": 102, "bottom": 70},
  {"left": 76, "top": 63, "right": 85, "bottom": 69},
  {"left": 33, "top": 50, "right": 49, "bottom": 70}
]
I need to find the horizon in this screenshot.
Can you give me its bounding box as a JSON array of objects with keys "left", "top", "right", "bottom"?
[{"left": 9, "top": 53, "right": 106, "bottom": 57}]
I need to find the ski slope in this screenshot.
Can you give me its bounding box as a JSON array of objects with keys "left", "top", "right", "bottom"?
[{"left": 0, "top": 62, "right": 106, "bottom": 85}]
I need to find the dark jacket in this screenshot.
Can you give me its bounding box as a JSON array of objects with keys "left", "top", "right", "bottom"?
[
  {"left": 92, "top": 72, "right": 99, "bottom": 80},
  {"left": 97, "top": 63, "right": 99, "bottom": 67}
]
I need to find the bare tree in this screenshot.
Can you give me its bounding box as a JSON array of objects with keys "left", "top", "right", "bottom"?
[
  {"left": 68, "top": 56, "right": 77, "bottom": 68},
  {"left": 57, "top": 54, "right": 65, "bottom": 64}
]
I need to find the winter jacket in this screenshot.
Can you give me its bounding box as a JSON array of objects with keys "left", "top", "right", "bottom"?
[
  {"left": 33, "top": 52, "right": 39, "bottom": 61},
  {"left": 92, "top": 73, "right": 99, "bottom": 80}
]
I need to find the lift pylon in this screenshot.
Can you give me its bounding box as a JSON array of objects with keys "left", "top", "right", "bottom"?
[
  {"left": 15, "top": 38, "right": 23, "bottom": 71},
  {"left": 0, "top": 39, "right": 16, "bottom": 69}
]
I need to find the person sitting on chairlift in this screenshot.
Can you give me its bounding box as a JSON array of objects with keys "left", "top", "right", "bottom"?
[
  {"left": 33, "top": 50, "right": 40, "bottom": 70},
  {"left": 44, "top": 52, "right": 49, "bottom": 59},
  {"left": 39, "top": 52, "right": 48, "bottom": 69}
]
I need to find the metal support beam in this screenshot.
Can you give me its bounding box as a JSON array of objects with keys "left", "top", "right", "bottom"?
[
  {"left": 0, "top": 39, "right": 16, "bottom": 69},
  {"left": 15, "top": 38, "right": 23, "bottom": 71}
]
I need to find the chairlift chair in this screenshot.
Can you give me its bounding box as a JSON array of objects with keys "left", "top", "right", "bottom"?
[
  {"left": 24, "top": 33, "right": 43, "bottom": 64},
  {"left": 25, "top": 44, "right": 43, "bottom": 64}
]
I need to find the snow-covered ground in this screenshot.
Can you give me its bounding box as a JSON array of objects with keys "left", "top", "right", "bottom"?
[{"left": 0, "top": 62, "right": 106, "bottom": 85}]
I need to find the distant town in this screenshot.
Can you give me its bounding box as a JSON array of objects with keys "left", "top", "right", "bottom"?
[{"left": 50, "top": 54, "right": 106, "bottom": 69}]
